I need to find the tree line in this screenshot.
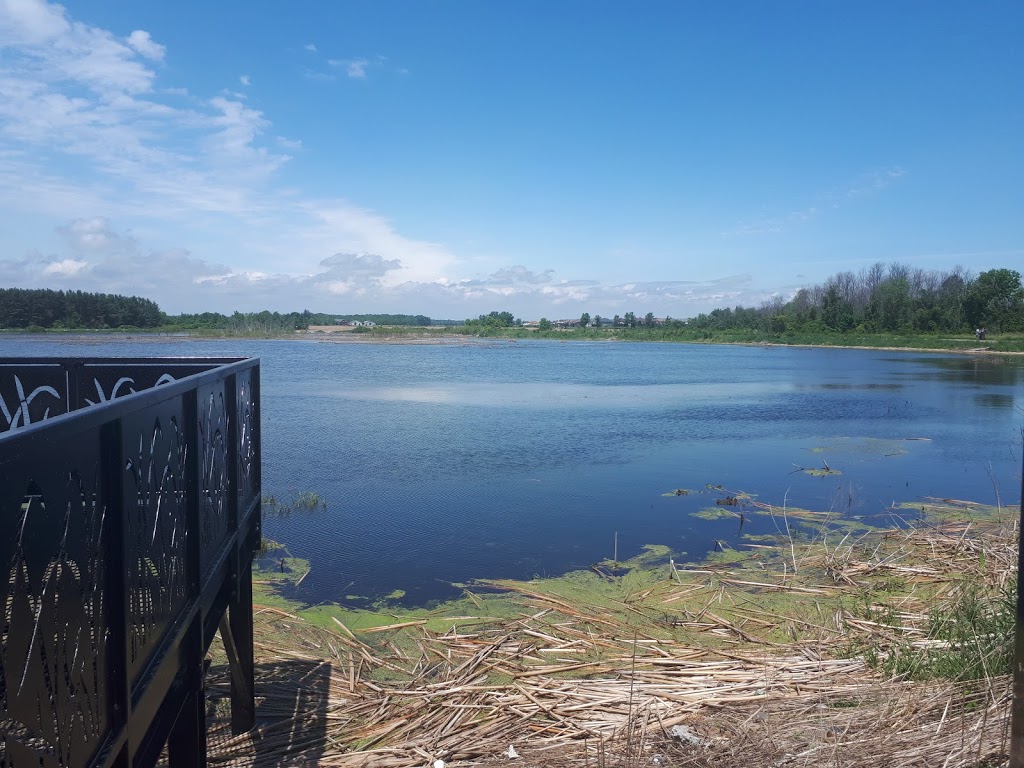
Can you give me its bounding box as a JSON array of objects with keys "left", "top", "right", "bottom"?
[
  {"left": 0, "top": 290, "right": 439, "bottom": 333},
  {"left": 464, "top": 311, "right": 523, "bottom": 328},
  {"left": 167, "top": 311, "right": 434, "bottom": 333},
  {"left": 688, "top": 264, "right": 1023, "bottom": 335},
  {"left": 0, "top": 288, "right": 163, "bottom": 329}
]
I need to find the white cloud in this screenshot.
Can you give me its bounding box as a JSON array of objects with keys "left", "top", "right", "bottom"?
[
  {"left": 126, "top": 30, "right": 165, "bottom": 61},
  {"left": 0, "top": 0, "right": 159, "bottom": 94},
  {"left": 58, "top": 216, "right": 136, "bottom": 253},
  {"left": 0, "top": 0, "right": 69, "bottom": 45},
  {"left": 239, "top": 74, "right": 251, "bottom": 86},
  {"left": 301, "top": 201, "right": 455, "bottom": 285},
  {"left": 0, "top": 0, "right": 291, "bottom": 220},
  {"left": 726, "top": 166, "right": 907, "bottom": 237},
  {"left": 842, "top": 165, "right": 906, "bottom": 198},
  {"left": 304, "top": 42, "right": 317, "bottom": 52},
  {"left": 41, "top": 258, "right": 88, "bottom": 276},
  {"left": 328, "top": 57, "right": 370, "bottom": 78},
  {"left": 346, "top": 58, "right": 368, "bottom": 78},
  {"left": 3, "top": 214, "right": 765, "bottom": 317},
  {"left": 302, "top": 68, "right": 334, "bottom": 82}
]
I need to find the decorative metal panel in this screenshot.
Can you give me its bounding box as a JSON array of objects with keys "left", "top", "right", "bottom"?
[
  {"left": 78, "top": 364, "right": 218, "bottom": 411},
  {"left": 0, "top": 365, "right": 68, "bottom": 431},
  {"left": 235, "top": 369, "right": 258, "bottom": 515},
  {"left": 198, "top": 380, "right": 230, "bottom": 576},
  {"left": 1, "top": 356, "right": 260, "bottom": 768},
  {"left": 0, "top": 431, "right": 111, "bottom": 768},
  {"left": 122, "top": 404, "right": 190, "bottom": 687}
]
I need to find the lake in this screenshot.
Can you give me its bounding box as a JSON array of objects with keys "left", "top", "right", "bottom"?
[{"left": 4, "top": 335, "right": 1022, "bottom": 607}]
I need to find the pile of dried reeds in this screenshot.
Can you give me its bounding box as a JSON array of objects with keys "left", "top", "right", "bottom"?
[{"left": 204, "top": 508, "right": 1018, "bottom": 767}]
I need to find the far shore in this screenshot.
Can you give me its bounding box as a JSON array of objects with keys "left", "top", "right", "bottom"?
[
  {"left": 305, "top": 330, "right": 1024, "bottom": 355},
  {"left": 5, "top": 328, "right": 1024, "bottom": 355}
]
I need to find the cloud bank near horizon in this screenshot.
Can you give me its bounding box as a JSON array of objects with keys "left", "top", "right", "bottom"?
[{"left": 2, "top": 217, "right": 779, "bottom": 317}]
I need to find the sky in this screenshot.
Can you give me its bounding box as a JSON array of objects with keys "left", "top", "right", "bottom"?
[{"left": 0, "top": 0, "right": 1021, "bottom": 320}]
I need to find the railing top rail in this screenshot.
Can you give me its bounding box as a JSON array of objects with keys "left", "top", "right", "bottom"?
[
  {"left": 0, "top": 356, "right": 249, "bottom": 364},
  {"left": 0, "top": 356, "right": 258, "bottom": 442}
]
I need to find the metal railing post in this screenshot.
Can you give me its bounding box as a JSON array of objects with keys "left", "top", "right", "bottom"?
[{"left": 1011, "top": 435, "right": 1024, "bottom": 767}]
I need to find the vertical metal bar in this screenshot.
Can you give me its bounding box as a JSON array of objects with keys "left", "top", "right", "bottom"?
[
  {"left": 226, "top": 373, "right": 238, "bottom": 534},
  {"left": 167, "top": 616, "right": 206, "bottom": 768},
  {"left": 166, "top": 691, "right": 205, "bottom": 768},
  {"left": 226, "top": 367, "right": 256, "bottom": 733},
  {"left": 184, "top": 389, "right": 201, "bottom": 598},
  {"left": 228, "top": 564, "right": 255, "bottom": 733},
  {"left": 177, "top": 389, "right": 208, "bottom": 765},
  {"left": 1011, "top": 435, "right": 1024, "bottom": 767},
  {"left": 253, "top": 363, "right": 261, "bottom": 545},
  {"left": 102, "top": 416, "right": 132, "bottom": 766}
]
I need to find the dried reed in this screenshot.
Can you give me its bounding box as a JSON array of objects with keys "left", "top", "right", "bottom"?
[{"left": 203, "top": 507, "right": 1019, "bottom": 767}]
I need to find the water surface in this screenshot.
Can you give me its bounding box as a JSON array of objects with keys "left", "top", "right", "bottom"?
[{"left": 5, "top": 335, "right": 1022, "bottom": 606}]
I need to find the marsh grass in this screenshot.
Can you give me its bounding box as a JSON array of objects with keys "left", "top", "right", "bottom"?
[
  {"left": 262, "top": 489, "right": 327, "bottom": 517},
  {"left": 224, "top": 498, "right": 1019, "bottom": 767},
  {"left": 882, "top": 579, "right": 1015, "bottom": 683}
]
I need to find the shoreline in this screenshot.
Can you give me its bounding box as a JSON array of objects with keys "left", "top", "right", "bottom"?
[
  {"left": 5, "top": 328, "right": 1024, "bottom": 355},
  {"left": 296, "top": 331, "right": 1024, "bottom": 355}
]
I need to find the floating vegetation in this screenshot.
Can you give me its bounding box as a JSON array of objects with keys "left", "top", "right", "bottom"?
[
  {"left": 661, "top": 488, "right": 692, "bottom": 496},
  {"left": 692, "top": 507, "right": 742, "bottom": 520},
  {"left": 793, "top": 459, "right": 842, "bottom": 476},
  {"left": 252, "top": 540, "right": 312, "bottom": 601},
  {"left": 810, "top": 436, "right": 921, "bottom": 458},
  {"left": 262, "top": 490, "right": 328, "bottom": 517},
  {"left": 897, "top": 496, "right": 1003, "bottom": 523}
]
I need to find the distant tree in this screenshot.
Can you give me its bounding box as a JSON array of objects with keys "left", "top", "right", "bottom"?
[
  {"left": 624, "top": 311, "right": 636, "bottom": 328},
  {"left": 867, "top": 276, "right": 911, "bottom": 332},
  {"left": 644, "top": 312, "right": 656, "bottom": 327},
  {"left": 821, "top": 285, "right": 854, "bottom": 331},
  {"left": 966, "top": 268, "right": 1024, "bottom": 332},
  {"left": 538, "top": 317, "right": 552, "bottom": 331},
  {"left": 613, "top": 314, "right": 622, "bottom": 327},
  {"left": 466, "top": 311, "right": 517, "bottom": 328},
  {"left": 579, "top": 312, "right": 591, "bottom": 328},
  {"left": 593, "top": 315, "right": 603, "bottom": 328},
  {"left": 0, "top": 288, "right": 163, "bottom": 329},
  {"left": 936, "top": 266, "right": 973, "bottom": 331}
]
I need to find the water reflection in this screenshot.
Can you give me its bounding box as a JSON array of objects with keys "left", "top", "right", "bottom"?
[
  {"left": 974, "top": 393, "right": 1016, "bottom": 409},
  {"left": 887, "top": 356, "right": 1024, "bottom": 386},
  {"left": 816, "top": 383, "right": 903, "bottom": 390},
  {"left": 335, "top": 381, "right": 798, "bottom": 407}
]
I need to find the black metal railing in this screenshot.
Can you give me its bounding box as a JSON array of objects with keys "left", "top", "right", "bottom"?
[{"left": 1, "top": 357, "right": 261, "bottom": 768}]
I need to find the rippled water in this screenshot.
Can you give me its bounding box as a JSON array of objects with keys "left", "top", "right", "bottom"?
[{"left": 6, "top": 335, "right": 1023, "bottom": 606}]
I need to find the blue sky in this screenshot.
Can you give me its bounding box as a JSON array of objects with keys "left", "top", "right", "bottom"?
[{"left": 1, "top": 0, "right": 1021, "bottom": 318}]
